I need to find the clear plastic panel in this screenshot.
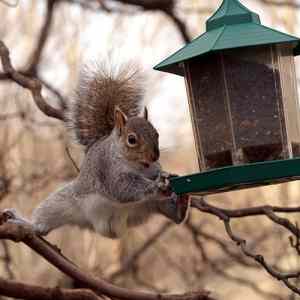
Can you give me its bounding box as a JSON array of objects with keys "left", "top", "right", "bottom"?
[
  {"left": 185, "top": 54, "right": 234, "bottom": 170},
  {"left": 276, "top": 44, "right": 300, "bottom": 157},
  {"left": 222, "top": 46, "right": 288, "bottom": 163}
]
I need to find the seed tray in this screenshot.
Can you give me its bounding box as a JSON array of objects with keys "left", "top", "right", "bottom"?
[{"left": 170, "top": 158, "right": 300, "bottom": 196}]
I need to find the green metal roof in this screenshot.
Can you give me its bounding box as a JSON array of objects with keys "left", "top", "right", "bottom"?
[{"left": 154, "top": 0, "right": 300, "bottom": 76}]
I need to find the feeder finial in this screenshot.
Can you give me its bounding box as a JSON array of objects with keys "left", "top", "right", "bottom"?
[{"left": 206, "top": 0, "right": 260, "bottom": 31}]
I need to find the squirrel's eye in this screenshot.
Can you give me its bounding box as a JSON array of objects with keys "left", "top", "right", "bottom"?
[{"left": 127, "top": 134, "right": 137, "bottom": 146}]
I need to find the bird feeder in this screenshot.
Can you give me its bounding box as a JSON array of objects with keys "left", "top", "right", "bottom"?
[{"left": 155, "top": 0, "right": 300, "bottom": 195}]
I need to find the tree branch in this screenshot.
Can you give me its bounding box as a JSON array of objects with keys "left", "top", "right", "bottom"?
[
  {"left": 191, "top": 198, "right": 300, "bottom": 219},
  {"left": 0, "top": 276, "right": 104, "bottom": 300},
  {"left": 0, "top": 241, "right": 14, "bottom": 279},
  {"left": 113, "top": 0, "right": 191, "bottom": 42},
  {"left": 191, "top": 197, "right": 300, "bottom": 295},
  {"left": 0, "top": 214, "right": 213, "bottom": 300},
  {"left": 260, "top": 0, "right": 300, "bottom": 8},
  {"left": 27, "top": 0, "right": 57, "bottom": 75},
  {"left": 65, "top": 0, "right": 191, "bottom": 43},
  {"left": 0, "top": 40, "right": 65, "bottom": 121}
]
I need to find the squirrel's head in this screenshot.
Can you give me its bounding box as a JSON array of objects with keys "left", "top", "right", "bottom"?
[{"left": 114, "top": 107, "right": 160, "bottom": 168}]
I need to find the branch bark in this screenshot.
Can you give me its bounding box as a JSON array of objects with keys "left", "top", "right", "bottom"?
[
  {"left": 0, "top": 215, "right": 213, "bottom": 300},
  {"left": 0, "top": 276, "right": 103, "bottom": 300}
]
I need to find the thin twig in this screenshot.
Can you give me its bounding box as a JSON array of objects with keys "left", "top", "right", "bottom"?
[
  {"left": 0, "top": 41, "right": 65, "bottom": 121},
  {"left": 191, "top": 197, "right": 300, "bottom": 295},
  {"left": 65, "top": 147, "right": 80, "bottom": 173},
  {"left": 0, "top": 241, "right": 13, "bottom": 279}
]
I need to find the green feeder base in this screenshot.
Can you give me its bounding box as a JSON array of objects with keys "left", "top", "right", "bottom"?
[{"left": 170, "top": 158, "right": 300, "bottom": 196}]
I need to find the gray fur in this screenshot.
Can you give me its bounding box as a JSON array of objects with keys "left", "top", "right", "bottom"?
[
  {"left": 5, "top": 63, "right": 188, "bottom": 239},
  {"left": 17, "top": 128, "right": 180, "bottom": 239}
]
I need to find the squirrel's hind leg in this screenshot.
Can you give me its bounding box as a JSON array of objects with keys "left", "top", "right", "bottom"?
[
  {"left": 3, "top": 208, "right": 34, "bottom": 231},
  {"left": 31, "top": 182, "right": 86, "bottom": 236},
  {"left": 3, "top": 208, "right": 50, "bottom": 236},
  {"left": 31, "top": 199, "right": 75, "bottom": 236},
  {"left": 157, "top": 193, "right": 191, "bottom": 224}
]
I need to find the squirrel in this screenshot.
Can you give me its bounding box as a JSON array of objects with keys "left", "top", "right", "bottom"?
[{"left": 4, "top": 62, "right": 190, "bottom": 239}]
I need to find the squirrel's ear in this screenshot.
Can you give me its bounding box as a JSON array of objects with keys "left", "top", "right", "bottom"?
[
  {"left": 114, "top": 106, "right": 128, "bottom": 135},
  {"left": 143, "top": 107, "right": 148, "bottom": 121}
]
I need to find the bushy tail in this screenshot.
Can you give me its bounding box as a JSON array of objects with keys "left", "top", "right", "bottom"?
[{"left": 67, "top": 62, "right": 145, "bottom": 147}]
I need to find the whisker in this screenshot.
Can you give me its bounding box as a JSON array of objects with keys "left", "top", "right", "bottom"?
[{"left": 159, "top": 147, "right": 171, "bottom": 153}]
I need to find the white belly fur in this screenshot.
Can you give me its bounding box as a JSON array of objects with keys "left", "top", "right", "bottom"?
[{"left": 81, "top": 193, "right": 133, "bottom": 238}]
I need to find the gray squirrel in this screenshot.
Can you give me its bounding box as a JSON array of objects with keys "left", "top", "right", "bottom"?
[{"left": 4, "top": 63, "right": 190, "bottom": 239}]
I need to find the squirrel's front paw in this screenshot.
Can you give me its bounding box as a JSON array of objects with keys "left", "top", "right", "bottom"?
[
  {"left": 157, "top": 181, "right": 172, "bottom": 197},
  {"left": 157, "top": 171, "right": 179, "bottom": 189},
  {"left": 158, "top": 193, "right": 190, "bottom": 224},
  {"left": 156, "top": 172, "right": 173, "bottom": 195},
  {"left": 157, "top": 178, "right": 170, "bottom": 191},
  {"left": 159, "top": 171, "right": 179, "bottom": 181}
]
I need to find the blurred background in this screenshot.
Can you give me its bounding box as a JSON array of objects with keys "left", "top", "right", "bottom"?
[{"left": 1, "top": 0, "right": 300, "bottom": 299}]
